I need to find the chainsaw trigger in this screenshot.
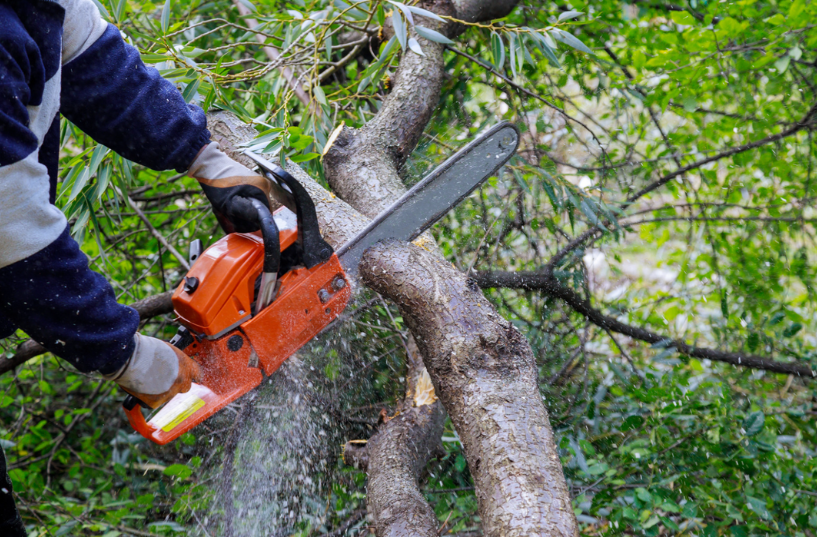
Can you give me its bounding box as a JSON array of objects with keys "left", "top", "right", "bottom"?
[{"left": 183, "top": 276, "right": 199, "bottom": 294}]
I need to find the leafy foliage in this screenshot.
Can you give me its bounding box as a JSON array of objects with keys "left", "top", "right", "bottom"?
[{"left": 1, "top": 0, "right": 816, "bottom": 535}]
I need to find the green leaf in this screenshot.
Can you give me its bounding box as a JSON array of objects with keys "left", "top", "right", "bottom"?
[
  {"left": 746, "top": 497, "right": 773, "bottom": 520},
  {"left": 782, "top": 322, "right": 802, "bottom": 337},
  {"left": 388, "top": 1, "right": 414, "bottom": 26},
  {"left": 621, "top": 415, "right": 644, "bottom": 431},
  {"left": 160, "top": 0, "right": 171, "bottom": 33},
  {"left": 660, "top": 516, "right": 680, "bottom": 531},
  {"left": 313, "top": 86, "right": 328, "bottom": 106},
  {"left": 743, "top": 411, "right": 765, "bottom": 437},
  {"left": 747, "top": 332, "right": 759, "bottom": 352},
  {"left": 113, "top": 0, "right": 127, "bottom": 21},
  {"left": 454, "top": 454, "right": 467, "bottom": 472},
  {"left": 552, "top": 29, "right": 593, "bottom": 55},
  {"left": 163, "top": 464, "right": 193, "bottom": 479},
  {"left": 509, "top": 33, "right": 518, "bottom": 77},
  {"left": 512, "top": 169, "right": 530, "bottom": 193},
  {"left": 237, "top": 0, "right": 256, "bottom": 12},
  {"left": 414, "top": 25, "right": 454, "bottom": 45},
  {"left": 56, "top": 521, "right": 79, "bottom": 536},
  {"left": 67, "top": 168, "right": 91, "bottom": 203},
  {"left": 765, "top": 13, "right": 785, "bottom": 25},
  {"left": 290, "top": 152, "right": 321, "bottom": 163},
  {"left": 403, "top": 4, "right": 445, "bottom": 23},
  {"left": 324, "top": 34, "right": 333, "bottom": 61},
  {"left": 491, "top": 32, "right": 505, "bottom": 70},
  {"left": 90, "top": 0, "right": 111, "bottom": 21},
  {"left": 558, "top": 10, "right": 583, "bottom": 22},
  {"left": 635, "top": 487, "right": 651, "bottom": 502},
  {"left": 670, "top": 11, "right": 696, "bottom": 25},
  {"left": 93, "top": 164, "right": 111, "bottom": 202},
  {"left": 531, "top": 32, "right": 560, "bottom": 67},
  {"left": 87, "top": 144, "right": 109, "bottom": 177},
  {"left": 357, "top": 76, "right": 372, "bottom": 95},
  {"left": 788, "top": 0, "right": 805, "bottom": 19},
  {"left": 182, "top": 78, "right": 200, "bottom": 103},
  {"left": 392, "top": 12, "right": 407, "bottom": 50}
]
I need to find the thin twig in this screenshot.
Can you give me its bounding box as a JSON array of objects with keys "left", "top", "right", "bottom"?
[{"left": 125, "top": 194, "right": 190, "bottom": 271}]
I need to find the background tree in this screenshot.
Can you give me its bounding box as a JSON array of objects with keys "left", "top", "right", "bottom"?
[{"left": 1, "top": 0, "right": 816, "bottom": 536}]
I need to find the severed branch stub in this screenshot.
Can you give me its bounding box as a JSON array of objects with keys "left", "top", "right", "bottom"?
[{"left": 343, "top": 364, "right": 445, "bottom": 537}]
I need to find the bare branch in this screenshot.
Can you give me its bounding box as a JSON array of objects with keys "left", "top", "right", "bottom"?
[{"left": 473, "top": 270, "right": 817, "bottom": 378}]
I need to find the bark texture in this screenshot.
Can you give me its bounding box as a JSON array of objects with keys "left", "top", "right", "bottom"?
[
  {"left": 361, "top": 242, "right": 578, "bottom": 537},
  {"left": 322, "top": 3, "right": 452, "bottom": 217},
  {"left": 364, "top": 401, "right": 445, "bottom": 537}
]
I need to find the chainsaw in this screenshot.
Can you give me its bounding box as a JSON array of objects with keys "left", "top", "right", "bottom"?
[{"left": 123, "top": 122, "right": 519, "bottom": 445}]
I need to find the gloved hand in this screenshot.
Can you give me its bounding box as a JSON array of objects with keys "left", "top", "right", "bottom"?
[
  {"left": 188, "top": 142, "right": 273, "bottom": 234},
  {"left": 103, "top": 334, "right": 201, "bottom": 409}
]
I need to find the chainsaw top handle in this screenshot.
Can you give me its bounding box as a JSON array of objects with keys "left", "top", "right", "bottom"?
[
  {"left": 255, "top": 161, "right": 333, "bottom": 269},
  {"left": 230, "top": 197, "right": 281, "bottom": 276}
]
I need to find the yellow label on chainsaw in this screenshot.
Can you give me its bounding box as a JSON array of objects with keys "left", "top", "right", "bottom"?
[{"left": 160, "top": 397, "right": 205, "bottom": 432}]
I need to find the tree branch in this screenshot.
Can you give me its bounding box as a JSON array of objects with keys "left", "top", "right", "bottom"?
[
  {"left": 362, "top": 242, "right": 578, "bottom": 536},
  {"left": 473, "top": 270, "right": 817, "bottom": 378},
  {"left": 626, "top": 104, "right": 817, "bottom": 205}
]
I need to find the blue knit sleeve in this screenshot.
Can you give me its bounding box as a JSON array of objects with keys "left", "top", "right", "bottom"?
[
  {"left": 0, "top": 226, "right": 139, "bottom": 374},
  {"left": 60, "top": 24, "right": 210, "bottom": 173}
]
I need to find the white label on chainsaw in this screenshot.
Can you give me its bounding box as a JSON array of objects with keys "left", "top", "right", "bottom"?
[{"left": 148, "top": 383, "right": 213, "bottom": 432}]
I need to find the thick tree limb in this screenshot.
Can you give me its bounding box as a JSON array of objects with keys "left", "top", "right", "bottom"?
[
  {"left": 362, "top": 242, "right": 578, "bottom": 537},
  {"left": 473, "top": 270, "right": 817, "bottom": 378},
  {"left": 324, "top": 0, "right": 577, "bottom": 534},
  {"left": 1, "top": 291, "right": 174, "bottom": 376},
  {"left": 342, "top": 335, "right": 446, "bottom": 537}
]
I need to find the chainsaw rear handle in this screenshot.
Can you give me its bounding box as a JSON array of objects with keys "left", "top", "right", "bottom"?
[
  {"left": 122, "top": 321, "right": 193, "bottom": 414},
  {"left": 123, "top": 395, "right": 144, "bottom": 410},
  {"left": 121, "top": 198, "right": 280, "bottom": 428}
]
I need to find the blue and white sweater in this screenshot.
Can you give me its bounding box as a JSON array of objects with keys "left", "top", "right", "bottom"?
[{"left": 0, "top": 0, "right": 210, "bottom": 374}]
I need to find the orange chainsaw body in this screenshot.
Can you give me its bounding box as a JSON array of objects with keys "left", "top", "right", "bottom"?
[{"left": 126, "top": 209, "right": 351, "bottom": 445}]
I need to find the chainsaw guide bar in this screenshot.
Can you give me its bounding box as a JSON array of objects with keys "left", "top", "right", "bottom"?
[
  {"left": 336, "top": 121, "right": 520, "bottom": 279},
  {"left": 123, "top": 122, "right": 519, "bottom": 445}
]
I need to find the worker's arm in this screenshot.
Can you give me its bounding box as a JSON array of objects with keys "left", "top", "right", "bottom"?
[
  {"left": 59, "top": 1, "right": 209, "bottom": 172},
  {"left": 0, "top": 226, "right": 200, "bottom": 409},
  {"left": 0, "top": 5, "right": 198, "bottom": 403},
  {"left": 59, "top": 0, "right": 274, "bottom": 231}
]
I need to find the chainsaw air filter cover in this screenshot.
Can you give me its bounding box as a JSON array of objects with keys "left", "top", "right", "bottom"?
[{"left": 172, "top": 225, "right": 298, "bottom": 338}]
